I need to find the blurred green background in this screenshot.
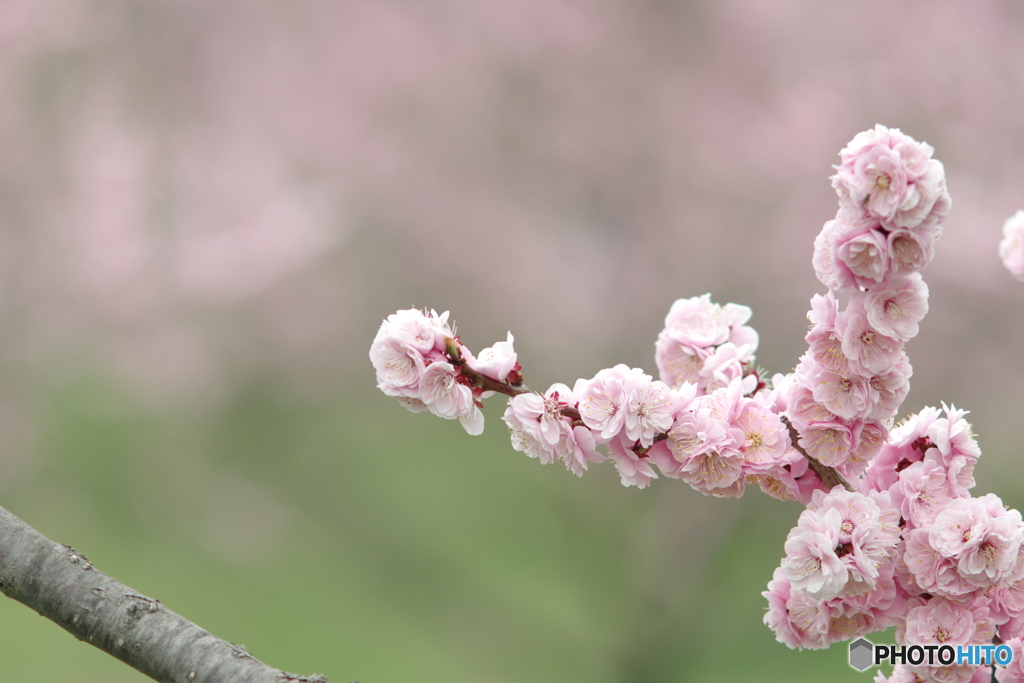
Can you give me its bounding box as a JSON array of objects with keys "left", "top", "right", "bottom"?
[{"left": 1, "top": 1, "right": 1024, "bottom": 681}]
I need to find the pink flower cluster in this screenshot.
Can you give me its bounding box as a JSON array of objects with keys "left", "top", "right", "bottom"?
[
  {"left": 655, "top": 294, "right": 760, "bottom": 394},
  {"left": 782, "top": 125, "right": 948, "bottom": 479},
  {"left": 370, "top": 308, "right": 518, "bottom": 435},
  {"left": 757, "top": 128, "right": 1024, "bottom": 682},
  {"left": 765, "top": 486, "right": 903, "bottom": 649},
  {"left": 503, "top": 356, "right": 800, "bottom": 496},
  {"left": 765, "top": 405, "right": 1024, "bottom": 683}
]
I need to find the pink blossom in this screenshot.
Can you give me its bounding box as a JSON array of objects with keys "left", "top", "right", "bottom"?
[
  {"left": 733, "top": 398, "right": 789, "bottom": 472},
  {"left": 606, "top": 434, "right": 658, "bottom": 488},
  {"left": 822, "top": 207, "right": 889, "bottom": 290},
  {"left": 763, "top": 567, "right": 831, "bottom": 649},
  {"left": 698, "top": 342, "right": 755, "bottom": 393},
  {"left": 503, "top": 384, "right": 577, "bottom": 462},
  {"left": 844, "top": 421, "right": 887, "bottom": 476},
  {"left": 747, "top": 449, "right": 812, "bottom": 503},
  {"left": 554, "top": 424, "right": 604, "bottom": 477},
  {"left": 860, "top": 407, "right": 937, "bottom": 492},
  {"left": 807, "top": 290, "right": 839, "bottom": 333},
  {"left": 835, "top": 296, "right": 904, "bottom": 376},
  {"left": 468, "top": 332, "right": 517, "bottom": 383},
  {"left": 506, "top": 383, "right": 576, "bottom": 446},
  {"left": 991, "top": 554, "right": 1024, "bottom": 621},
  {"left": 782, "top": 507, "right": 849, "bottom": 599},
  {"left": 1000, "top": 210, "right": 1024, "bottom": 283},
  {"left": 922, "top": 405, "right": 981, "bottom": 498},
  {"left": 806, "top": 331, "right": 851, "bottom": 374},
  {"left": 804, "top": 488, "right": 900, "bottom": 595},
  {"left": 930, "top": 495, "right": 1024, "bottom": 587},
  {"left": 839, "top": 142, "right": 909, "bottom": 220},
  {"left": 621, "top": 369, "right": 679, "bottom": 447},
  {"left": 784, "top": 378, "right": 839, "bottom": 429},
  {"left": 829, "top": 558, "right": 905, "bottom": 634},
  {"left": 375, "top": 308, "right": 451, "bottom": 354},
  {"left": 812, "top": 220, "right": 842, "bottom": 290},
  {"left": 865, "top": 273, "right": 930, "bottom": 342},
  {"left": 866, "top": 355, "right": 913, "bottom": 421},
  {"left": 654, "top": 339, "right": 707, "bottom": 388},
  {"left": 892, "top": 462, "right": 956, "bottom": 529},
  {"left": 661, "top": 294, "right": 737, "bottom": 348},
  {"left": 892, "top": 158, "right": 948, "bottom": 231},
  {"left": 903, "top": 528, "right": 976, "bottom": 599},
  {"left": 419, "top": 361, "right": 484, "bottom": 434},
  {"left": 504, "top": 393, "right": 602, "bottom": 474},
  {"left": 887, "top": 227, "right": 937, "bottom": 275},
  {"left": 834, "top": 223, "right": 890, "bottom": 286},
  {"left": 798, "top": 419, "right": 853, "bottom": 468},
  {"left": 902, "top": 599, "right": 978, "bottom": 646},
  {"left": 370, "top": 333, "right": 427, "bottom": 397},
  {"left": 806, "top": 363, "right": 873, "bottom": 421},
  {"left": 660, "top": 398, "right": 746, "bottom": 497},
  {"left": 927, "top": 406, "right": 981, "bottom": 464},
  {"left": 574, "top": 364, "right": 631, "bottom": 441},
  {"left": 505, "top": 409, "right": 558, "bottom": 465},
  {"left": 808, "top": 487, "right": 898, "bottom": 549}
]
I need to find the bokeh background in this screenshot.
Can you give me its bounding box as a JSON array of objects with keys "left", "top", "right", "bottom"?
[{"left": 1, "top": 1, "right": 1023, "bottom": 681}]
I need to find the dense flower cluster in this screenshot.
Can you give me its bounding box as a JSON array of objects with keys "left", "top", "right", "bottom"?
[
  {"left": 370, "top": 126, "right": 1024, "bottom": 681},
  {"left": 791, "top": 125, "right": 948, "bottom": 479}
]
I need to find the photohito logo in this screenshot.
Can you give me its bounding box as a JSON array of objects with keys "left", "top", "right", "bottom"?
[{"left": 848, "top": 637, "right": 1013, "bottom": 671}]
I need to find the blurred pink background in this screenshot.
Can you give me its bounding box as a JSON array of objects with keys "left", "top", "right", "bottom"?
[{"left": 2, "top": 1, "right": 1022, "bottom": 454}]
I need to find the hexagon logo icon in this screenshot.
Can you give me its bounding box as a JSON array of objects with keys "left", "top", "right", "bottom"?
[{"left": 849, "top": 638, "right": 874, "bottom": 671}]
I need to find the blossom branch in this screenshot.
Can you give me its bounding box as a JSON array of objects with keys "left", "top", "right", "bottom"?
[
  {"left": 0, "top": 504, "right": 331, "bottom": 683},
  {"left": 372, "top": 126, "right": 1024, "bottom": 681}
]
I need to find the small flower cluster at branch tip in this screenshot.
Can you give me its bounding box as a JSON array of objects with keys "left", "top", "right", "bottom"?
[
  {"left": 1000, "top": 210, "right": 1024, "bottom": 283},
  {"left": 369, "top": 308, "right": 520, "bottom": 435},
  {"left": 369, "top": 125, "right": 1024, "bottom": 682}
]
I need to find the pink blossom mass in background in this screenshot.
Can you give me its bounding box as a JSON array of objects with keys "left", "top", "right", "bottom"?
[{"left": 1, "top": 1, "right": 1024, "bottom": 681}]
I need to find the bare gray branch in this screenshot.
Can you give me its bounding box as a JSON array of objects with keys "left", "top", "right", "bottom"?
[{"left": 0, "top": 504, "right": 332, "bottom": 683}]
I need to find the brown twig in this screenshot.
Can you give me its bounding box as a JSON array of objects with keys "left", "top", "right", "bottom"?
[{"left": 781, "top": 416, "right": 855, "bottom": 492}]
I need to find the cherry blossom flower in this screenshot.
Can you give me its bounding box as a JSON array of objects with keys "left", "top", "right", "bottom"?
[
  {"left": 606, "top": 434, "right": 657, "bottom": 488},
  {"left": 621, "top": 370, "right": 680, "bottom": 448},
  {"left": 574, "top": 364, "right": 631, "bottom": 441},
  {"left": 901, "top": 599, "right": 981, "bottom": 647},
  {"left": 370, "top": 334, "right": 427, "bottom": 398},
  {"left": 865, "top": 273, "right": 930, "bottom": 342},
  {"left": 782, "top": 507, "right": 849, "bottom": 599},
  {"left": 763, "top": 567, "right": 831, "bottom": 649},
  {"left": 419, "top": 361, "right": 483, "bottom": 435},
  {"left": 467, "top": 332, "right": 517, "bottom": 383},
  {"left": 835, "top": 297, "right": 904, "bottom": 376},
  {"left": 1000, "top": 210, "right": 1024, "bottom": 282}
]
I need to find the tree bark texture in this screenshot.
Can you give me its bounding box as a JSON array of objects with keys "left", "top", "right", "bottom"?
[{"left": 0, "top": 504, "right": 333, "bottom": 683}]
